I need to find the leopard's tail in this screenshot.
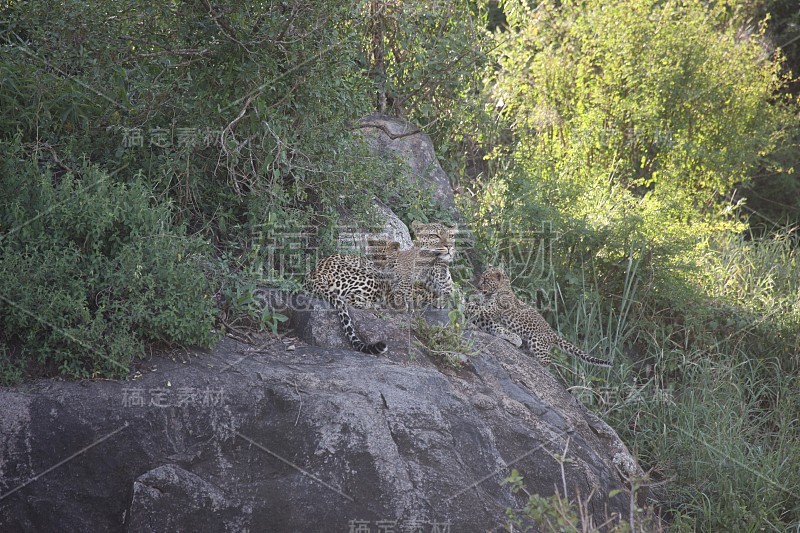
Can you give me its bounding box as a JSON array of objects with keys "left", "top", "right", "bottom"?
[
  {"left": 554, "top": 336, "right": 611, "bottom": 367},
  {"left": 329, "top": 293, "right": 388, "bottom": 356}
]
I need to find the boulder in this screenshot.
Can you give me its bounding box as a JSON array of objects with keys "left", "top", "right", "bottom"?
[
  {"left": 260, "top": 289, "right": 445, "bottom": 365},
  {"left": 326, "top": 114, "right": 460, "bottom": 264},
  {"left": 358, "top": 113, "right": 457, "bottom": 214},
  {"left": 0, "top": 309, "right": 642, "bottom": 531},
  {"left": 128, "top": 464, "right": 249, "bottom": 531},
  {"left": 338, "top": 199, "right": 413, "bottom": 253}
]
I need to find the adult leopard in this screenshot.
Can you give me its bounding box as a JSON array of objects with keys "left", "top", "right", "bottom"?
[{"left": 305, "top": 222, "right": 457, "bottom": 354}]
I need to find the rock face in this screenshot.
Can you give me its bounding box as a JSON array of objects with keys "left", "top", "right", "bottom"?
[
  {"left": 264, "top": 290, "right": 431, "bottom": 365},
  {"left": 338, "top": 199, "right": 413, "bottom": 252},
  {"left": 0, "top": 302, "right": 642, "bottom": 532},
  {"left": 358, "top": 113, "right": 457, "bottom": 214},
  {"left": 336, "top": 113, "right": 460, "bottom": 258}
]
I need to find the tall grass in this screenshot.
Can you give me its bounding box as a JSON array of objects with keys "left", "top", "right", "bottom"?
[{"left": 514, "top": 229, "right": 800, "bottom": 530}]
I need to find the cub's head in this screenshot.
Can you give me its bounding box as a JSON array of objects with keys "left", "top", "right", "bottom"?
[
  {"left": 366, "top": 238, "right": 401, "bottom": 268},
  {"left": 477, "top": 267, "right": 513, "bottom": 295},
  {"left": 366, "top": 238, "right": 401, "bottom": 256},
  {"left": 410, "top": 221, "right": 457, "bottom": 263}
]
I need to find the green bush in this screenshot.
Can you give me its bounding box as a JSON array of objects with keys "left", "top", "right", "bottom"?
[
  {"left": 474, "top": 0, "right": 791, "bottom": 300},
  {"left": 0, "top": 0, "right": 407, "bottom": 264},
  {"left": 461, "top": 1, "right": 800, "bottom": 527},
  {"left": 0, "top": 142, "right": 217, "bottom": 382}
]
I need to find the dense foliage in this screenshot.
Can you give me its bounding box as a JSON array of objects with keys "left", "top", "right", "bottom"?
[
  {"left": 0, "top": 140, "right": 216, "bottom": 380},
  {"left": 1, "top": 0, "right": 799, "bottom": 529},
  {"left": 467, "top": 0, "right": 800, "bottom": 529},
  {"left": 480, "top": 0, "right": 791, "bottom": 288},
  {"left": 0, "top": 0, "right": 420, "bottom": 380}
]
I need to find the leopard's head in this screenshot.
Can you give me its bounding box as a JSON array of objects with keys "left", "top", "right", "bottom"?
[
  {"left": 410, "top": 221, "right": 457, "bottom": 263},
  {"left": 477, "top": 267, "right": 513, "bottom": 295}
]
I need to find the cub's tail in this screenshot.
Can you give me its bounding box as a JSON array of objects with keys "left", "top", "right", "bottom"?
[{"left": 554, "top": 336, "right": 611, "bottom": 367}]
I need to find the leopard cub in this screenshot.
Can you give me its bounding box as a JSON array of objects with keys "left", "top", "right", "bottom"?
[
  {"left": 368, "top": 221, "right": 457, "bottom": 310},
  {"left": 467, "top": 267, "right": 611, "bottom": 367}
]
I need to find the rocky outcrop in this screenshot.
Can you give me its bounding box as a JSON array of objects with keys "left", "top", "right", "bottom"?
[
  {"left": 0, "top": 296, "right": 642, "bottom": 531},
  {"left": 338, "top": 199, "right": 413, "bottom": 253},
  {"left": 263, "top": 290, "right": 434, "bottom": 365},
  {"left": 358, "top": 113, "right": 457, "bottom": 214},
  {"left": 335, "top": 113, "right": 462, "bottom": 257}
]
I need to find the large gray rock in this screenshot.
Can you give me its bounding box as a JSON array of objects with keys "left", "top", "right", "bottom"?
[
  {"left": 358, "top": 114, "right": 457, "bottom": 213},
  {"left": 260, "top": 290, "right": 452, "bottom": 365},
  {"left": 330, "top": 114, "right": 460, "bottom": 269},
  {"left": 0, "top": 315, "right": 642, "bottom": 531},
  {"left": 338, "top": 199, "right": 413, "bottom": 253},
  {"left": 128, "top": 464, "right": 249, "bottom": 531}
]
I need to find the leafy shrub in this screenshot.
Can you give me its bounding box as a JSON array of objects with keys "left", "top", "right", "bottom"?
[
  {"left": 413, "top": 312, "right": 472, "bottom": 370},
  {"left": 473, "top": 0, "right": 791, "bottom": 303},
  {"left": 0, "top": 142, "right": 218, "bottom": 381},
  {"left": 0, "top": 0, "right": 415, "bottom": 271}
]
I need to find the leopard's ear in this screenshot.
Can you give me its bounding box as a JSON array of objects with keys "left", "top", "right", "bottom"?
[
  {"left": 388, "top": 241, "right": 401, "bottom": 251},
  {"left": 410, "top": 221, "right": 421, "bottom": 232}
]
